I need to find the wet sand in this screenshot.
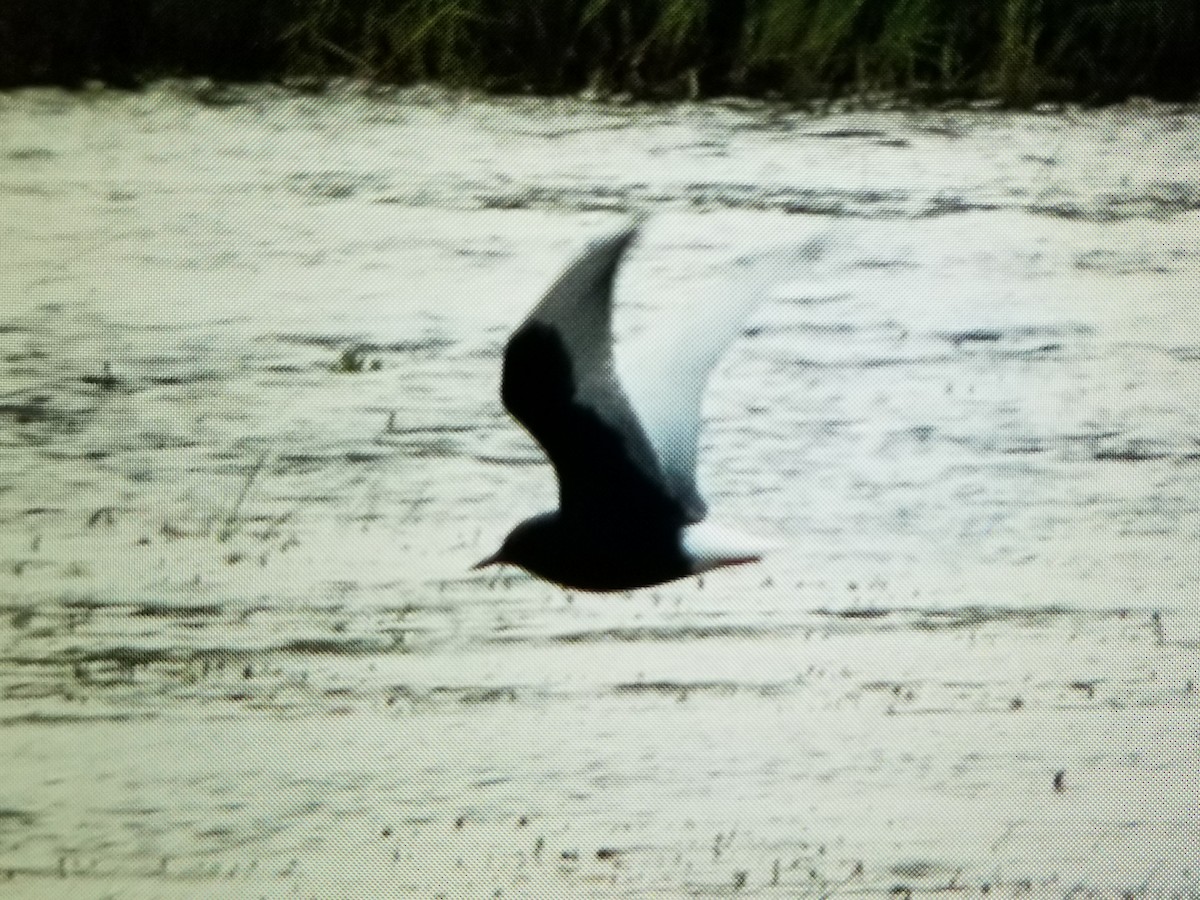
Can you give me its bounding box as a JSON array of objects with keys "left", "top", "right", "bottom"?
[{"left": 1, "top": 84, "right": 1198, "bottom": 897}]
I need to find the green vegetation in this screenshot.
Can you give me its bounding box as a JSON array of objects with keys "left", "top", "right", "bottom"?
[
  {"left": 332, "top": 347, "right": 382, "bottom": 373},
  {"left": 1, "top": 0, "right": 1197, "bottom": 103}
]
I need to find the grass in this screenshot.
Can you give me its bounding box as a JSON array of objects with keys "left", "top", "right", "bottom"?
[
  {"left": 0, "top": 0, "right": 1198, "bottom": 103},
  {"left": 331, "top": 346, "right": 382, "bottom": 373}
]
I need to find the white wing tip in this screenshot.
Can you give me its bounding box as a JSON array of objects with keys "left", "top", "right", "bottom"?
[{"left": 681, "top": 522, "right": 780, "bottom": 575}]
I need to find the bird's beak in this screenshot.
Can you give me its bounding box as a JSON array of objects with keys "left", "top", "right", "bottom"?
[{"left": 472, "top": 553, "right": 501, "bottom": 570}]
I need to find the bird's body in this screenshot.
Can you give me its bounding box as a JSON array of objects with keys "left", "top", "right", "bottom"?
[
  {"left": 489, "top": 511, "right": 690, "bottom": 592},
  {"left": 476, "top": 222, "right": 816, "bottom": 591}
]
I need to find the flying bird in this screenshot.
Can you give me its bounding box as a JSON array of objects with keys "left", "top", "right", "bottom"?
[{"left": 474, "top": 221, "right": 823, "bottom": 591}]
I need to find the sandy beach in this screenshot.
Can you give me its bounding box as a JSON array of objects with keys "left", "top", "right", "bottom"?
[{"left": 1, "top": 84, "right": 1198, "bottom": 897}]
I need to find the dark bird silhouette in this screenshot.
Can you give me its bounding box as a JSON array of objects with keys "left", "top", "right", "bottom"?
[{"left": 475, "top": 221, "right": 827, "bottom": 590}]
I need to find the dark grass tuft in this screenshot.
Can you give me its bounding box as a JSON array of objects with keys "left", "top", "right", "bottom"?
[{"left": 1, "top": 1, "right": 1199, "bottom": 103}]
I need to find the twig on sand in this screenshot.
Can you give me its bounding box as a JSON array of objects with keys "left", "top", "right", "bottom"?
[{"left": 218, "top": 451, "right": 268, "bottom": 542}]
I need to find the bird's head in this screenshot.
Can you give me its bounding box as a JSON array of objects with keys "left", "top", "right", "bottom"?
[{"left": 472, "top": 513, "right": 558, "bottom": 575}]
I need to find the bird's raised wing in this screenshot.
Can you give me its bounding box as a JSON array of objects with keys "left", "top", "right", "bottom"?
[
  {"left": 617, "top": 228, "right": 834, "bottom": 521},
  {"left": 501, "top": 225, "right": 685, "bottom": 527}
]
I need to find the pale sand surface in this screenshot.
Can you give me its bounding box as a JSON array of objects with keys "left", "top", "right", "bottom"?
[{"left": 1, "top": 85, "right": 1198, "bottom": 897}]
